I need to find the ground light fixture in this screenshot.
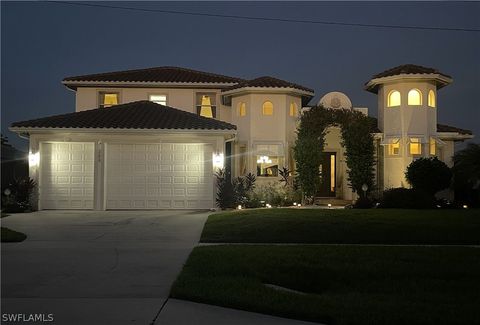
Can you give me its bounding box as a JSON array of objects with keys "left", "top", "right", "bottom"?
[{"left": 237, "top": 205, "right": 242, "bottom": 210}]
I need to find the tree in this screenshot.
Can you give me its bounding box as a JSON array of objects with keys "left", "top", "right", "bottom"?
[
  {"left": 452, "top": 143, "right": 480, "bottom": 206},
  {"left": 215, "top": 169, "right": 235, "bottom": 209},
  {"left": 405, "top": 157, "right": 452, "bottom": 195}
]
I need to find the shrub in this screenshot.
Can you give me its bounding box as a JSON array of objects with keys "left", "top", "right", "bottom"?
[
  {"left": 452, "top": 143, "right": 480, "bottom": 207},
  {"left": 215, "top": 169, "right": 235, "bottom": 210},
  {"left": 405, "top": 157, "right": 452, "bottom": 195},
  {"left": 246, "top": 182, "right": 302, "bottom": 207},
  {"left": 353, "top": 196, "right": 374, "bottom": 209},
  {"left": 379, "top": 187, "right": 435, "bottom": 209},
  {"left": 2, "top": 177, "right": 37, "bottom": 213}
]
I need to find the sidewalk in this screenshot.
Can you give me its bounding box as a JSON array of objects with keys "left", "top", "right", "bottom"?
[{"left": 155, "top": 299, "right": 322, "bottom": 325}]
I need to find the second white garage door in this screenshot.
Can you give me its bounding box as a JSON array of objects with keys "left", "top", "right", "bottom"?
[{"left": 105, "top": 143, "right": 213, "bottom": 209}]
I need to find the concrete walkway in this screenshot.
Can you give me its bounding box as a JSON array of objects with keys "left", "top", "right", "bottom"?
[
  {"left": 198, "top": 242, "right": 480, "bottom": 247},
  {"left": 1, "top": 210, "right": 209, "bottom": 325},
  {"left": 155, "top": 299, "right": 322, "bottom": 325}
]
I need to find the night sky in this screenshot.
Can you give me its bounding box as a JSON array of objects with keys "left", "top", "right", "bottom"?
[{"left": 2, "top": 1, "right": 479, "bottom": 150}]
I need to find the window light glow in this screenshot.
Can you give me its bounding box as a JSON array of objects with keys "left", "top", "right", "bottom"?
[
  {"left": 330, "top": 154, "right": 335, "bottom": 192},
  {"left": 408, "top": 89, "right": 422, "bottom": 105},
  {"left": 257, "top": 155, "right": 272, "bottom": 164},
  {"left": 262, "top": 101, "right": 273, "bottom": 116},
  {"left": 387, "top": 90, "right": 401, "bottom": 107},
  {"left": 200, "top": 95, "right": 214, "bottom": 118},
  {"left": 410, "top": 138, "right": 422, "bottom": 155},
  {"left": 149, "top": 94, "right": 167, "bottom": 105},
  {"left": 428, "top": 90, "right": 436, "bottom": 107},
  {"left": 238, "top": 102, "right": 246, "bottom": 117},
  {"left": 387, "top": 139, "right": 400, "bottom": 156},
  {"left": 430, "top": 137, "right": 436, "bottom": 155},
  {"left": 289, "top": 102, "right": 297, "bottom": 117}
]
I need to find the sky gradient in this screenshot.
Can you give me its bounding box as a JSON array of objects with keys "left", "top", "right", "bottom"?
[{"left": 2, "top": 1, "right": 479, "bottom": 150}]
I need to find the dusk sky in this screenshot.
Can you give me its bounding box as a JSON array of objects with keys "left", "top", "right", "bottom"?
[{"left": 2, "top": 1, "right": 479, "bottom": 150}]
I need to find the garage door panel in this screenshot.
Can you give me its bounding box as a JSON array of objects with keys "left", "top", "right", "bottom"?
[
  {"left": 106, "top": 143, "right": 213, "bottom": 210},
  {"left": 40, "top": 142, "right": 94, "bottom": 210}
]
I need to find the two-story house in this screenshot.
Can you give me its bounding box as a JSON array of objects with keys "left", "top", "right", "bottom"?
[{"left": 10, "top": 65, "right": 473, "bottom": 210}]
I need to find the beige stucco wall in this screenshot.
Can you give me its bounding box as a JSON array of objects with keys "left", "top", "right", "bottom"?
[{"left": 75, "top": 87, "right": 232, "bottom": 124}]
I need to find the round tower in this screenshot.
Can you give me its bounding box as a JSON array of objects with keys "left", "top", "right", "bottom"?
[{"left": 365, "top": 64, "right": 452, "bottom": 188}]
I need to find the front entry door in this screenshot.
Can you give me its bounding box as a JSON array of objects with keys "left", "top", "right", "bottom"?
[{"left": 318, "top": 152, "right": 336, "bottom": 197}]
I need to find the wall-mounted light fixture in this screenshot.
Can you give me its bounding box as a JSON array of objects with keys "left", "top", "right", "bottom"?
[
  {"left": 212, "top": 152, "right": 224, "bottom": 169},
  {"left": 29, "top": 151, "right": 40, "bottom": 167}
]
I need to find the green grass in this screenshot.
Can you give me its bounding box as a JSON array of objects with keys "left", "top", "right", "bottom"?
[
  {"left": 201, "top": 208, "right": 480, "bottom": 244},
  {"left": 1, "top": 227, "right": 27, "bottom": 242},
  {"left": 171, "top": 245, "right": 480, "bottom": 325}
]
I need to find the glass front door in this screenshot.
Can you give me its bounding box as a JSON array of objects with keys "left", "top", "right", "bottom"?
[{"left": 317, "top": 152, "right": 336, "bottom": 197}]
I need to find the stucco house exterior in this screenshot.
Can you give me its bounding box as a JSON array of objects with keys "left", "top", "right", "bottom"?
[{"left": 10, "top": 64, "right": 473, "bottom": 210}]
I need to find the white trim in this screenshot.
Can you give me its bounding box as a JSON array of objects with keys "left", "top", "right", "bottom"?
[
  {"left": 221, "top": 87, "right": 314, "bottom": 97},
  {"left": 365, "top": 73, "right": 453, "bottom": 92},
  {"left": 9, "top": 127, "right": 237, "bottom": 135},
  {"left": 63, "top": 80, "right": 238, "bottom": 89}
]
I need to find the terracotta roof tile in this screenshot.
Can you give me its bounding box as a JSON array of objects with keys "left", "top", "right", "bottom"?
[
  {"left": 370, "top": 64, "right": 451, "bottom": 80},
  {"left": 63, "top": 66, "right": 243, "bottom": 84},
  {"left": 11, "top": 101, "right": 236, "bottom": 131},
  {"left": 222, "top": 76, "right": 314, "bottom": 93}
]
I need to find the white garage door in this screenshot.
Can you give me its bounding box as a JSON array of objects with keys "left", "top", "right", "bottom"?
[
  {"left": 105, "top": 143, "right": 213, "bottom": 209},
  {"left": 40, "top": 142, "right": 95, "bottom": 209}
]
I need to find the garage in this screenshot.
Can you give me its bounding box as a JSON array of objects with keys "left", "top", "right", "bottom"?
[
  {"left": 39, "top": 142, "right": 95, "bottom": 209},
  {"left": 105, "top": 143, "right": 214, "bottom": 209}
]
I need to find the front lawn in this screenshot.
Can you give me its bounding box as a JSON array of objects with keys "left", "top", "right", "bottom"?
[
  {"left": 1, "top": 227, "right": 27, "bottom": 242},
  {"left": 171, "top": 245, "right": 480, "bottom": 325},
  {"left": 201, "top": 208, "right": 480, "bottom": 244}
]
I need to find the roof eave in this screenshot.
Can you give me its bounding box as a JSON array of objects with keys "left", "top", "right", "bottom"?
[
  {"left": 436, "top": 132, "right": 474, "bottom": 141},
  {"left": 364, "top": 73, "right": 453, "bottom": 93},
  {"left": 9, "top": 126, "right": 237, "bottom": 135},
  {"left": 222, "top": 86, "right": 314, "bottom": 97},
  {"left": 62, "top": 80, "right": 240, "bottom": 91}
]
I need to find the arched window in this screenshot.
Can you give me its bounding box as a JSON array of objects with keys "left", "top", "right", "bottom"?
[
  {"left": 428, "top": 90, "right": 436, "bottom": 108},
  {"left": 387, "top": 90, "right": 401, "bottom": 107},
  {"left": 289, "top": 102, "right": 297, "bottom": 117},
  {"left": 262, "top": 101, "right": 273, "bottom": 116},
  {"left": 238, "top": 102, "right": 246, "bottom": 116},
  {"left": 408, "top": 89, "right": 422, "bottom": 105}
]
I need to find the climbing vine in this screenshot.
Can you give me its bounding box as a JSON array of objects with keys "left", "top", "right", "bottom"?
[{"left": 293, "top": 105, "right": 375, "bottom": 199}]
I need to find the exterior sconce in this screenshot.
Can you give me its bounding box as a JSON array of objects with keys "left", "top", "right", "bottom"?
[
  {"left": 212, "top": 152, "right": 224, "bottom": 169},
  {"left": 29, "top": 152, "right": 40, "bottom": 167}
]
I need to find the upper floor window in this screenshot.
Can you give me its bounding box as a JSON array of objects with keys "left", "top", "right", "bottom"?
[
  {"left": 262, "top": 101, "right": 273, "bottom": 116},
  {"left": 387, "top": 90, "right": 401, "bottom": 107},
  {"left": 428, "top": 90, "right": 436, "bottom": 108},
  {"left": 289, "top": 102, "right": 297, "bottom": 117},
  {"left": 99, "top": 92, "right": 119, "bottom": 108},
  {"left": 408, "top": 89, "right": 422, "bottom": 106},
  {"left": 238, "top": 102, "right": 246, "bottom": 117},
  {"left": 387, "top": 139, "right": 400, "bottom": 156},
  {"left": 196, "top": 93, "right": 216, "bottom": 118},
  {"left": 429, "top": 137, "right": 436, "bottom": 155},
  {"left": 149, "top": 94, "right": 167, "bottom": 106},
  {"left": 409, "top": 138, "right": 422, "bottom": 155}
]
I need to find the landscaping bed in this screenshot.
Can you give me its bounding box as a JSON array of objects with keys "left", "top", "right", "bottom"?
[
  {"left": 201, "top": 208, "right": 480, "bottom": 244},
  {"left": 171, "top": 245, "right": 480, "bottom": 325},
  {"left": 1, "top": 226, "right": 27, "bottom": 242}
]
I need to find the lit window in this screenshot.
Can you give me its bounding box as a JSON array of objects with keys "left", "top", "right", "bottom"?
[
  {"left": 238, "top": 102, "right": 246, "bottom": 117},
  {"left": 430, "top": 137, "right": 436, "bottom": 155},
  {"left": 149, "top": 94, "right": 167, "bottom": 106},
  {"left": 428, "top": 90, "right": 436, "bottom": 108},
  {"left": 196, "top": 93, "right": 216, "bottom": 118},
  {"left": 99, "top": 92, "right": 119, "bottom": 108},
  {"left": 409, "top": 138, "right": 422, "bottom": 155},
  {"left": 408, "top": 89, "right": 422, "bottom": 105},
  {"left": 289, "top": 102, "right": 297, "bottom": 117},
  {"left": 262, "top": 101, "right": 273, "bottom": 116},
  {"left": 256, "top": 155, "right": 280, "bottom": 177},
  {"left": 387, "top": 90, "right": 401, "bottom": 107},
  {"left": 387, "top": 139, "right": 400, "bottom": 155}
]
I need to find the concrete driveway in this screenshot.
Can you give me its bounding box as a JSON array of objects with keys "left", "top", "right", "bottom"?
[{"left": 1, "top": 210, "right": 209, "bottom": 325}]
